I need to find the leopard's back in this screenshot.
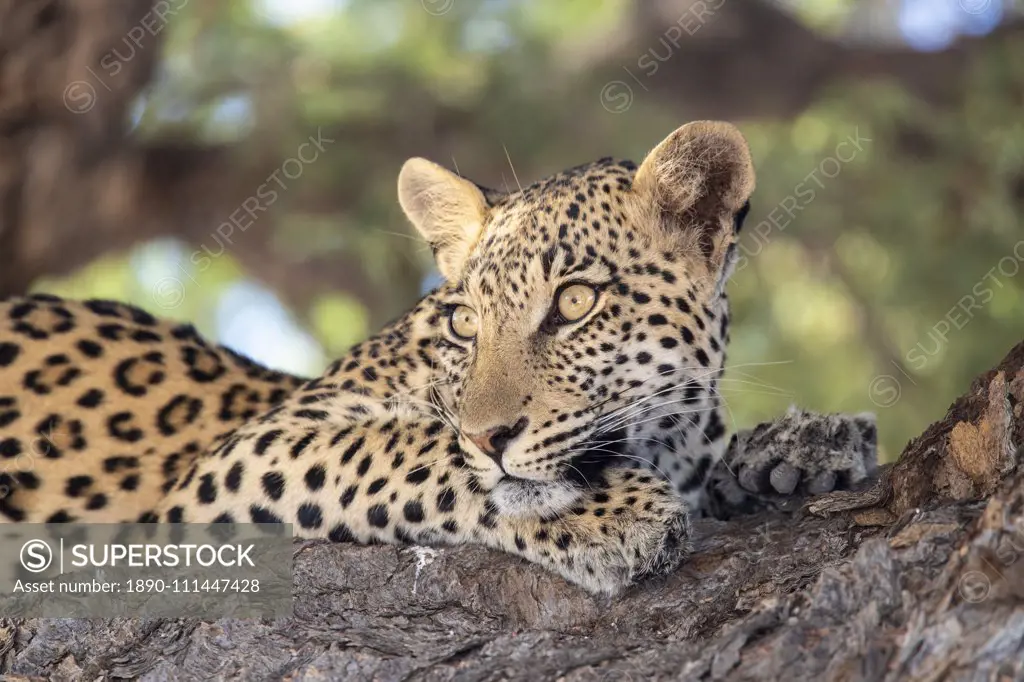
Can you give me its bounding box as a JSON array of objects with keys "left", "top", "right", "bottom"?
[{"left": 0, "top": 294, "right": 306, "bottom": 523}]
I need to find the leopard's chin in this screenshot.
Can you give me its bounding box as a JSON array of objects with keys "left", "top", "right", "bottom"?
[
  {"left": 489, "top": 477, "right": 582, "bottom": 518},
  {"left": 486, "top": 426, "right": 631, "bottom": 517}
]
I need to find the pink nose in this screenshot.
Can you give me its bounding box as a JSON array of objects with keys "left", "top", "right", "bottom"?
[{"left": 465, "top": 418, "right": 529, "bottom": 467}]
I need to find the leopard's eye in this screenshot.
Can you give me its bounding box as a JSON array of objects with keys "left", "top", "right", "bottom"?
[
  {"left": 449, "top": 305, "right": 479, "bottom": 340},
  {"left": 556, "top": 284, "right": 598, "bottom": 323}
]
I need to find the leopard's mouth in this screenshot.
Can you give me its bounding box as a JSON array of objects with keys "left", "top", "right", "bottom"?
[
  {"left": 488, "top": 427, "right": 629, "bottom": 516},
  {"left": 565, "top": 426, "right": 629, "bottom": 485}
]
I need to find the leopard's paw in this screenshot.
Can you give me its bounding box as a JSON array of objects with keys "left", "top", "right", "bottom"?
[
  {"left": 553, "top": 471, "right": 690, "bottom": 595},
  {"left": 707, "top": 408, "right": 877, "bottom": 517}
]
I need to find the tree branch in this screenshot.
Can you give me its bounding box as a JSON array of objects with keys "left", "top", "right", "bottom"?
[{"left": 5, "top": 337, "right": 1023, "bottom": 679}]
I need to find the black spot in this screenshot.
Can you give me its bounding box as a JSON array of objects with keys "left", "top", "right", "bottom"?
[
  {"left": 329, "top": 427, "right": 353, "bottom": 447},
  {"left": 394, "top": 526, "right": 416, "bottom": 545},
  {"left": 113, "top": 356, "right": 164, "bottom": 397},
  {"left": 181, "top": 347, "right": 227, "bottom": 383},
  {"left": 84, "top": 300, "right": 124, "bottom": 318},
  {"left": 249, "top": 506, "right": 282, "bottom": 524},
  {"left": 0, "top": 438, "right": 21, "bottom": 459},
  {"left": 85, "top": 493, "right": 108, "bottom": 510},
  {"left": 108, "top": 412, "right": 144, "bottom": 443},
  {"left": 76, "top": 339, "right": 103, "bottom": 358},
  {"left": 403, "top": 500, "right": 425, "bottom": 523},
  {"left": 76, "top": 388, "right": 104, "bottom": 408},
  {"left": 197, "top": 473, "right": 218, "bottom": 504},
  {"left": 297, "top": 503, "right": 324, "bottom": 529},
  {"left": 9, "top": 302, "right": 35, "bottom": 319},
  {"left": 156, "top": 395, "right": 203, "bottom": 436},
  {"left": 96, "top": 323, "right": 124, "bottom": 341},
  {"left": 212, "top": 512, "right": 236, "bottom": 524},
  {"left": 46, "top": 510, "right": 74, "bottom": 523},
  {"left": 703, "top": 411, "right": 725, "bottom": 442},
  {"left": 367, "top": 477, "right": 387, "bottom": 495},
  {"left": 294, "top": 409, "right": 329, "bottom": 421},
  {"left": 120, "top": 474, "right": 140, "bottom": 491},
  {"left": 225, "top": 462, "right": 244, "bottom": 492},
  {"left": 23, "top": 370, "right": 52, "bottom": 395},
  {"left": 103, "top": 455, "right": 139, "bottom": 473},
  {"left": 254, "top": 429, "right": 283, "bottom": 455},
  {"left": 261, "top": 471, "right": 286, "bottom": 500},
  {"left": 367, "top": 504, "right": 389, "bottom": 528},
  {"left": 694, "top": 348, "right": 710, "bottom": 367},
  {"left": 131, "top": 330, "right": 161, "bottom": 344},
  {"left": 304, "top": 464, "right": 326, "bottom": 491},
  {"left": 65, "top": 475, "right": 93, "bottom": 497},
  {"left": 290, "top": 430, "right": 317, "bottom": 458},
  {"left": 0, "top": 399, "right": 20, "bottom": 429},
  {"left": 340, "top": 485, "right": 358, "bottom": 508},
  {"left": 340, "top": 436, "right": 365, "bottom": 464},
  {"left": 405, "top": 466, "right": 431, "bottom": 485},
  {"left": 12, "top": 471, "right": 39, "bottom": 489},
  {"left": 436, "top": 487, "right": 456, "bottom": 513},
  {"left": 329, "top": 524, "right": 356, "bottom": 542},
  {"left": 0, "top": 343, "right": 20, "bottom": 367}
]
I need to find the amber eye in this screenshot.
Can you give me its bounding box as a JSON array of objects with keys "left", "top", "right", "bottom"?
[
  {"left": 449, "top": 305, "right": 479, "bottom": 340},
  {"left": 556, "top": 284, "right": 598, "bottom": 323}
]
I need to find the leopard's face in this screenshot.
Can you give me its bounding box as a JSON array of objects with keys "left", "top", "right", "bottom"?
[{"left": 400, "top": 122, "right": 755, "bottom": 514}]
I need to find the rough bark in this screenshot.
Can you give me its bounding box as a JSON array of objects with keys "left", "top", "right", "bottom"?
[{"left": 1, "top": 340, "right": 1022, "bottom": 681}]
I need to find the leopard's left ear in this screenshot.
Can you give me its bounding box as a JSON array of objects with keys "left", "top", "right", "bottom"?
[{"left": 632, "top": 121, "right": 755, "bottom": 279}]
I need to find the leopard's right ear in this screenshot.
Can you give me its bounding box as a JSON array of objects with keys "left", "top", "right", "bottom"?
[{"left": 398, "top": 158, "right": 490, "bottom": 280}]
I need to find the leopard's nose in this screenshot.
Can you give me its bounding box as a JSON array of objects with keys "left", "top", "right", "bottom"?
[{"left": 466, "top": 417, "right": 529, "bottom": 468}]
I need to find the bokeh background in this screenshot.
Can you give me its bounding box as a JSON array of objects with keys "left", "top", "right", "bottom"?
[{"left": 2, "top": 0, "right": 1022, "bottom": 461}]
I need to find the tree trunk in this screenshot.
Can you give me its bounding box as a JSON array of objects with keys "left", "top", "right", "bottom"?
[{"left": 2, "top": 340, "right": 1022, "bottom": 680}]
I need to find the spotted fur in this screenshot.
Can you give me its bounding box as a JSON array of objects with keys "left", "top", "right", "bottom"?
[
  {"left": 0, "top": 122, "right": 870, "bottom": 594},
  {"left": 0, "top": 295, "right": 303, "bottom": 524}
]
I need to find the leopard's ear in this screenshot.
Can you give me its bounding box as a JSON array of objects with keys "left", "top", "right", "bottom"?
[
  {"left": 632, "top": 121, "right": 755, "bottom": 278},
  {"left": 398, "top": 158, "right": 489, "bottom": 280}
]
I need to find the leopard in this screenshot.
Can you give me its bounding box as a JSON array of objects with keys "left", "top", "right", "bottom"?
[{"left": 0, "top": 121, "right": 877, "bottom": 594}]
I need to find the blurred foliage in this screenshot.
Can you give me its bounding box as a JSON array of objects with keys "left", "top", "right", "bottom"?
[{"left": 33, "top": 0, "right": 1024, "bottom": 461}]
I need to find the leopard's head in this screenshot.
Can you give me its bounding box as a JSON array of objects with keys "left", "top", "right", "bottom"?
[{"left": 399, "top": 121, "right": 755, "bottom": 515}]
